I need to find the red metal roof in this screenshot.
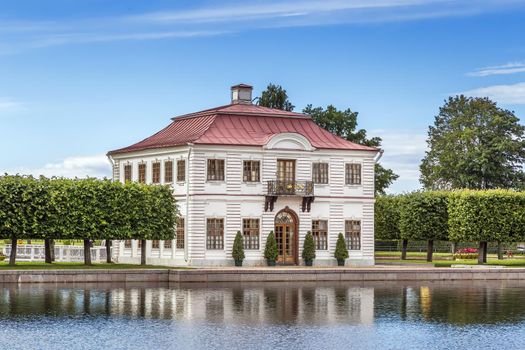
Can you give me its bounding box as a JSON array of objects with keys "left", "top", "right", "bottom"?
[{"left": 108, "top": 103, "right": 378, "bottom": 155}]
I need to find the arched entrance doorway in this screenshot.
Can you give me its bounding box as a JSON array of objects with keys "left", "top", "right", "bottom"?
[{"left": 274, "top": 207, "right": 299, "bottom": 265}]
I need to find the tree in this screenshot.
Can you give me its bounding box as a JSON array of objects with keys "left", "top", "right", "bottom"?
[
  {"left": 232, "top": 231, "right": 245, "bottom": 265},
  {"left": 399, "top": 191, "right": 449, "bottom": 262},
  {"left": 334, "top": 233, "right": 349, "bottom": 263},
  {"left": 303, "top": 104, "right": 399, "bottom": 194},
  {"left": 421, "top": 95, "right": 525, "bottom": 190},
  {"left": 264, "top": 231, "right": 278, "bottom": 264},
  {"left": 375, "top": 195, "right": 406, "bottom": 259},
  {"left": 302, "top": 231, "right": 316, "bottom": 264},
  {"left": 448, "top": 190, "right": 525, "bottom": 264},
  {"left": 256, "top": 83, "right": 295, "bottom": 111}
]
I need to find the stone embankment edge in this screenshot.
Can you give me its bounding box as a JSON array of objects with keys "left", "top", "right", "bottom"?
[{"left": 1, "top": 268, "right": 525, "bottom": 284}]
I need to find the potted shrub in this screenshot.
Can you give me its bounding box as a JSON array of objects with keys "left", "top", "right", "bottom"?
[
  {"left": 302, "top": 231, "right": 316, "bottom": 266},
  {"left": 335, "top": 233, "right": 348, "bottom": 266},
  {"left": 264, "top": 231, "right": 278, "bottom": 266},
  {"left": 232, "top": 231, "right": 245, "bottom": 267},
  {"left": 0, "top": 252, "right": 5, "bottom": 262}
]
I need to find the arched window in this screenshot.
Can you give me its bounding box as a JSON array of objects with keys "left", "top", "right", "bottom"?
[{"left": 275, "top": 211, "right": 294, "bottom": 225}]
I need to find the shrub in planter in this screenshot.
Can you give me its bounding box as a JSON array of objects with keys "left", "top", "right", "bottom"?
[
  {"left": 302, "top": 231, "right": 316, "bottom": 266},
  {"left": 454, "top": 247, "right": 478, "bottom": 260},
  {"left": 0, "top": 253, "right": 5, "bottom": 262},
  {"left": 232, "top": 231, "right": 245, "bottom": 267},
  {"left": 264, "top": 231, "right": 278, "bottom": 266},
  {"left": 334, "top": 233, "right": 349, "bottom": 266}
]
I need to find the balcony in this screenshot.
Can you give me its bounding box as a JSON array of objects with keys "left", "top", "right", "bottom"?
[{"left": 265, "top": 180, "right": 315, "bottom": 212}]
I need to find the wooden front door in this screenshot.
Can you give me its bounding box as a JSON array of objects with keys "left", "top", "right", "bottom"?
[{"left": 275, "top": 210, "right": 297, "bottom": 265}]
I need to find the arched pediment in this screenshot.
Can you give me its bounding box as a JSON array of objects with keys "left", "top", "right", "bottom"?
[{"left": 265, "top": 133, "right": 314, "bottom": 151}]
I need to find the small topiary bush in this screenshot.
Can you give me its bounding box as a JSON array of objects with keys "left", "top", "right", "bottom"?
[
  {"left": 335, "top": 233, "right": 349, "bottom": 262},
  {"left": 302, "top": 231, "right": 316, "bottom": 265},
  {"left": 232, "top": 231, "right": 245, "bottom": 263},
  {"left": 264, "top": 231, "right": 278, "bottom": 263},
  {"left": 0, "top": 252, "right": 5, "bottom": 262}
]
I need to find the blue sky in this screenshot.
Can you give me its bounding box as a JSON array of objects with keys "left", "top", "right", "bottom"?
[{"left": 1, "top": 0, "right": 525, "bottom": 193}]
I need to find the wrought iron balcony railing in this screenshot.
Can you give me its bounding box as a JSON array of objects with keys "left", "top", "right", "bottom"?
[{"left": 267, "top": 180, "right": 314, "bottom": 197}]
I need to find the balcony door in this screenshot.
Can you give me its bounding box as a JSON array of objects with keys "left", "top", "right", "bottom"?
[{"left": 277, "top": 159, "right": 295, "bottom": 182}]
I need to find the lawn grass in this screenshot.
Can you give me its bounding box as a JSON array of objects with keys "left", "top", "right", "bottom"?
[
  {"left": 375, "top": 251, "right": 453, "bottom": 257},
  {"left": 435, "top": 259, "right": 525, "bottom": 267},
  {"left": 0, "top": 262, "right": 173, "bottom": 270}
]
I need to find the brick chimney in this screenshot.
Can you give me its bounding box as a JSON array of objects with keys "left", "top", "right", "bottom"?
[{"left": 231, "top": 83, "right": 253, "bottom": 104}]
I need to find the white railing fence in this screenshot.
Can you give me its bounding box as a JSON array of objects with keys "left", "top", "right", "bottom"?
[{"left": 2, "top": 244, "right": 110, "bottom": 263}]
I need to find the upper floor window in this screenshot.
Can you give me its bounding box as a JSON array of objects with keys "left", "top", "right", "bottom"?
[
  {"left": 124, "top": 164, "right": 132, "bottom": 182},
  {"left": 176, "top": 218, "right": 185, "bottom": 249},
  {"left": 312, "top": 163, "right": 329, "bottom": 184},
  {"left": 243, "top": 218, "right": 260, "bottom": 250},
  {"left": 207, "top": 159, "right": 225, "bottom": 181},
  {"left": 177, "top": 160, "right": 186, "bottom": 182},
  {"left": 152, "top": 162, "right": 161, "bottom": 184},
  {"left": 243, "top": 160, "right": 260, "bottom": 182},
  {"left": 152, "top": 240, "right": 160, "bottom": 249},
  {"left": 312, "top": 220, "right": 328, "bottom": 250},
  {"left": 345, "top": 220, "right": 361, "bottom": 250},
  {"left": 164, "top": 239, "right": 172, "bottom": 249},
  {"left": 164, "top": 160, "right": 173, "bottom": 183},
  {"left": 138, "top": 164, "right": 146, "bottom": 183},
  {"left": 345, "top": 163, "right": 361, "bottom": 185},
  {"left": 206, "top": 218, "right": 224, "bottom": 250}
]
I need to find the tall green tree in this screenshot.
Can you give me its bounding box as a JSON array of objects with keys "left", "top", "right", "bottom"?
[
  {"left": 421, "top": 95, "right": 525, "bottom": 190},
  {"left": 256, "top": 83, "right": 295, "bottom": 111},
  {"left": 303, "top": 104, "right": 399, "bottom": 194}
]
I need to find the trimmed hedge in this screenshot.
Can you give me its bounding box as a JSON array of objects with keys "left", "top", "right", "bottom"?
[
  {"left": 376, "top": 189, "right": 525, "bottom": 263},
  {"left": 0, "top": 175, "right": 178, "bottom": 264}
]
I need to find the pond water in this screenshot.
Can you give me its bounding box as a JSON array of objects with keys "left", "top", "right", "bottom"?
[{"left": 1, "top": 280, "right": 525, "bottom": 349}]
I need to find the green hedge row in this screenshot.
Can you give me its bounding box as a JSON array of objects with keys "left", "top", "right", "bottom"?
[
  {"left": 0, "top": 175, "right": 178, "bottom": 265},
  {"left": 375, "top": 190, "right": 525, "bottom": 262}
]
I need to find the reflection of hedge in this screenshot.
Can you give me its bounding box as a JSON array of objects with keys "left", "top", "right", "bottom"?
[
  {"left": 0, "top": 175, "right": 178, "bottom": 242},
  {"left": 376, "top": 190, "right": 525, "bottom": 244}
]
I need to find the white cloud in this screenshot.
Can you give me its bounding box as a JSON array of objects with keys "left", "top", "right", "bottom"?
[
  {"left": 468, "top": 61, "right": 525, "bottom": 77},
  {"left": 0, "top": 97, "right": 22, "bottom": 112},
  {"left": 1, "top": 0, "right": 524, "bottom": 53},
  {"left": 8, "top": 154, "right": 112, "bottom": 179},
  {"left": 372, "top": 129, "right": 427, "bottom": 193},
  {"left": 461, "top": 82, "right": 525, "bottom": 104}
]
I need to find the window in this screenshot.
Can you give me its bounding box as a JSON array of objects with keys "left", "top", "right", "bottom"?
[
  {"left": 137, "top": 240, "right": 142, "bottom": 248},
  {"left": 177, "top": 160, "right": 186, "bottom": 182},
  {"left": 164, "top": 240, "right": 172, "bottom": 249},
  {"left": 124, "top": 165, "right": 132, "bottom": 182},
  {"left": 243, "top": 219, "right": 259, "bottom": 250},
  {"left": 206, "top": 218, "right": 224, "bottom": 250},
  {"left": 152, "top": 162, "right": 161, "bottom": 184},
  {"left": 176, "top": 218, "right": 185, "bottom": 249},
  {"left": 312, "top": 163, "right": 329, "bottom": 184},
  {"left": 312, "top": 220, "right": 328, "bottom": 250},
  {"left": 138, "top": 164, "right": 146, "bottom": 183},
  {"left": 243, "top": 161, "right": 260, "bottom": 182},
  {"left": 345, "top": 220, "right": 361, "bottom": 250},
  {"left": 152, "top": 240, "right": 160, "bottom": 249},
  {"left": 164, "top": 161, "right": 173, "bottom": 183},
  {"left": 207, "top": 159, "right": 225, "bottom": 181},
  {"left": 345, "top": 163, "right": 361, "bottom": 185},
  {"left": 124, "top": 240, "right": 132, "bottom": 249}
]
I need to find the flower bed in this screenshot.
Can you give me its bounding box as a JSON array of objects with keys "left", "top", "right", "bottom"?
[{"left": 454, "top": 248, "right": 478, "bottom": 260}]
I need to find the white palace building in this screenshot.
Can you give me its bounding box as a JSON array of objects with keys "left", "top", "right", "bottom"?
[{"left": 108, "top": 84, "right": 380, "bottom": 266}]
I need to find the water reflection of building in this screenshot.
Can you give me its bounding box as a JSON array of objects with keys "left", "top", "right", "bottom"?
[{"left": 0, "top": 283, "right": 374, "bottom": 325}]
